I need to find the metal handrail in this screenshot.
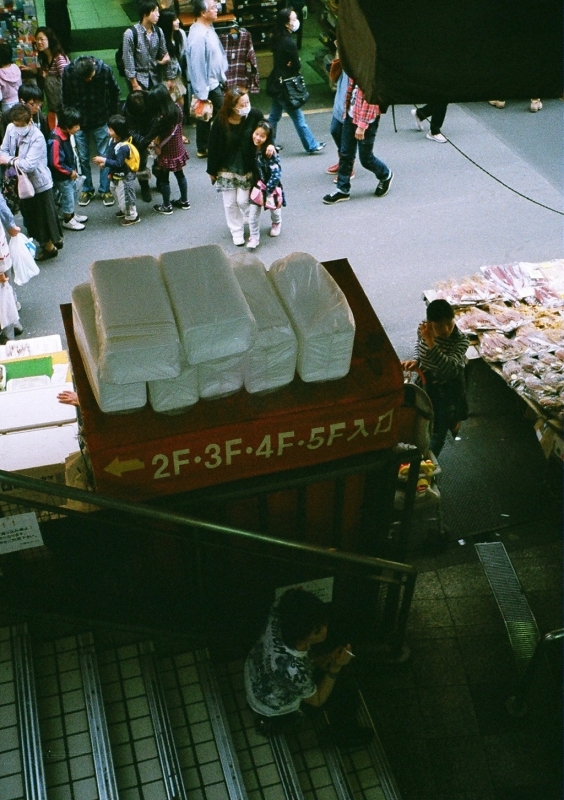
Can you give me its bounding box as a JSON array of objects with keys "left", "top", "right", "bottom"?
[{"left": 0, "top": 468, "right": 415, "bottom": 577}]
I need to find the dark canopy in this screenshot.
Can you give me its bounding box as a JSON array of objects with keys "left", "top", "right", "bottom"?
[{"left": 338, "top": 0, "right": 562, "bottom": 106}]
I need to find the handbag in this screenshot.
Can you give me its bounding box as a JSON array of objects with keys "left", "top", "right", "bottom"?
[
  {"left": 14, "top": 160, "right": 35, "bottom": 200},
  {"left": 2, "top": 166, "right": 19, "bottom": 214},
  {"left": 281, "top": 74, "right": 309, "bottom": 110},
  {"left": 250, "top": 181, "right": 266, "bottom": 206},
  {"left": 189, "top": 96, "right": 214, "bottom": 121}
]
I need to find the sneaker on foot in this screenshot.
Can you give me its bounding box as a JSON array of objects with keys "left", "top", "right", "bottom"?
[
  {"left": 140, "top": 185, "right": 152, "bottom": 203},
  {"left": 323, "top": 191, "right": 350, "bottom": 205},
  {"left": 233, "top": 235, "right": 245, "bottom": 246},
  {"left": 247, "top": 236, "right": 259, "bottom": 250},
  {"left": 488, "top": 100, "right": 506, "bottom": 108},
  {"left": 326, "top": 162, "right": 339, "bottom": 174},
  {"left": 411, "top": 107, "right": 424, "bottom": 130},
  {"left": 426, "top": 132, "right": 447, "bottom": 143},
  {"left": 171, "top": 199, "right": 191, "bottom": 210},
  {"left": 74, "top": 214, "right": 88, "bottom": 223},
  {"left": 309, "top": 142, "right": 326, "bottom": 154},
  {"left": 78, "top": 190, "right": 95, "bottom": 206},
  {"left": 62, "top": 216, "right": 85, "bottom": 231},
  {"left": 530, "top": 99, "right": 542, "bottom": 112},
  {"left": 375, "top": 171, "right": 394, "bottom": 197},
  {"left": 115, "top": 209, "right": 126, "bottom": 218},
  {"left": 334, "top": 170, "right": 355, "bottom": 183},
  {"left": 101, "top": 192, "right": 115, "bottom": 206},
  {"left": 269, "top": 223, "right": 281, "bottom": 237},
  {"left": 153, "top": 203, "right": 173, "bottom": 215},
  {"left": 121, "top": 214, "right": 141, "bottom": 226}
]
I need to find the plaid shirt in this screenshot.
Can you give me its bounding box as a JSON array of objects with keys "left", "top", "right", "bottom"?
[
  {"left": 343, "top": 78, "right": 380, "bottom": 130},
  {"left": 123, "top": 23, "right": 172, "bottom": 87},
  {"left": 62, "top": 57, "right": 120, "bottom": 129},
  {"left": 218, "top": 29, "right": 259, "bottom": 94}
]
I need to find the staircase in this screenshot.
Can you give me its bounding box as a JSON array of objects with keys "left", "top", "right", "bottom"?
[{"left": 0, "top": 624, "right": 403, "bottom": 800}]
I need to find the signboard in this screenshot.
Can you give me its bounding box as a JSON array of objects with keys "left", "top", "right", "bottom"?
[{"left": 0, "top": 512, "right": 43, "bottom": 554}]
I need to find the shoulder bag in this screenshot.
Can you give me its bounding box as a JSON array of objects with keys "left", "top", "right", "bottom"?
[{"left": 281, "top": 74, "right": 309, "bottom": 110}]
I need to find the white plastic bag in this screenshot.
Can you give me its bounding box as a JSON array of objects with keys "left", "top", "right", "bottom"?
[
  {"left": 0, "top": 280, "right": 19, "bottom": 329},
  {"left": 9, "top": 233, "right": 39, "bottom": 286}
]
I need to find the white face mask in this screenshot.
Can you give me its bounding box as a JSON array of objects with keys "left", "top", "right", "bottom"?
[
  {"left": 235, "top": 104, "right": 250, "bottom": 117},
  {"left": 289, "top": 19, "right": 300, "bottom": 32}
]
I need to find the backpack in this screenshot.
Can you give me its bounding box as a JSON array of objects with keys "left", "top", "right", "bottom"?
[
  {"left": 124, "top": 138, "right": 140, "bottom": 172},
  {"left": 115, "top": 25, "right": 138, "bottom": 78}
]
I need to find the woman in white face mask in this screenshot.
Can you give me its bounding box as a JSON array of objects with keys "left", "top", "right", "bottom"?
[
  {"left": 266, "top": 8, "right": 325, "bottom": 155},
  {"left": 207, "top": 86, "right": 274, "bottom": 245}
]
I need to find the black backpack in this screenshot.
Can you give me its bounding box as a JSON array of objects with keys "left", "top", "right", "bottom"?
[{"left": 115, "top": 25, "right": 138, "bottom": 78}]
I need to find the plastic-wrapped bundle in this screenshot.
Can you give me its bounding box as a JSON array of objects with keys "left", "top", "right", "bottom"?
[
  {"left": 230, "top": 253, "right": 297, "bottom": 393},
  {"left": 72, "top": 283, "right": 147, "bottom": 413},
  {"left": 148, "top": 362, "right": 199, "bottom": 413},
  {"left": 159, "top": 244, "right": 256, "bottom": 364},
  {"left": 90, "top": 255, "right": 181, "bottom": 384},
  {"left": 198, "top": 352, "right": 245, "bottom": 399},
  {"left": 268, "top": 252, "right": 355, "bottom": 382}
]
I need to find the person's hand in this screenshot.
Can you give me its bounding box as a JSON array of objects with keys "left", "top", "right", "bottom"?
[
  {"left": 265, "top": 144, "right": 276, "bottom": 157},
  {"left": 0, "top": 153, "right": 11, "bottom": 165},
  {"left": 355, "top": 126, "right": 365, "bottom": 140},
  {"left": 130, "top": 79, "right": 142, "bottom": 92},
  {"left": 57, "top": 390, "right": 79, "bottom": 406},
  {"left": 0, "top": 271, "right": 9, "bottom": 283},
  {"left": 327, "top": 644, "right": 354, "bottom": 672},
  {"left": 401, "top": 359, "right": 418, "bottom": 371},
  {"left": 419, "top": 321, "right": 435, "bottom": 348},
  {"left": 70, "top": 170, "right": 78, "bottom": 180},
  {"left": 7, "top": 225, "right": 21, "bottom": 237},
  {"left": 159, "top": 52, "right": 171, "bottom": 65},
  {"left": 92, "top": 156, "right": 105, "bottom": 166}
]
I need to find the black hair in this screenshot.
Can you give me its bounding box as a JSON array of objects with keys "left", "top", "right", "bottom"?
[
  {"left": 18, "top": 82, "right": 44, "bottom": 103},
  {"left": 253, "top": 120, "right": 274, "bottom": 153},
  {"left": 35, "top": 26, "right": 66, "bottom": 70},
  {"left": 74, "top": 56, "right": 97, "bottom": 81},
  {"left": 0, "top": 43, "right": 13, "bottom": 67},
  {"left": 138, "top": 0, "right": 158, "bottom": 21},
  {"left": 124, "top": 89, "right": 148, "bottom": 119},
  {"left": 157, "top": 9, "right": 184, "bottom": 60},
  {"left": 192, "top": 0, "right": 209, "bottom": 17},
  {"left": 10, "top": 104, "right": 32, "bottom": 124},
  {"left": 147, "top": 82, "right": 179, "bottom": 136},
  {"left": 276, "top": 589, "right": 328, "bottom": 649},
  {"left": 57, "top": 106, "right": 81, "bottom": 130},
  {"left": 271, "top": 8, "right": 293, "bottom": 47},
  {"left": 107, "top": 114, "right": 130, "bottom": 141},
  {"left": 426, "top": 298, "right": 455, "bottom": 323}
]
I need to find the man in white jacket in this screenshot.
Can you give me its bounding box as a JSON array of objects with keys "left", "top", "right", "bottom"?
[{"left": 186, "top": 0, "right": 227, "bottom": 158}]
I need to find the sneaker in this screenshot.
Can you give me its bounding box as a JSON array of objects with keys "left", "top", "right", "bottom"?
[
  {"left": 153, "top": 203, "right": 173, "bottom": 215},
  {"left": 488, "top": 100, "right": 506, "bottom": 108},
  {"left": 196, "top": 149, "right": 207, "bottom": 158},
  {"left": 426, "top": 132, "right": 447, "bottom": 143},
  {"left": 14, "top": 323, "right": 23, "bottom": 335},
  {"left": 140, "top": 185, "right": 152, "bottom": 203},
  {"left": 411, "top": 107, "right": 424, "bottom": 130},
  {"left": 334, "top": 170, "right": 355, "bottom": 183},
  {"left": 62, "top": 216, "right": 85, "bottom": 231},
  {"left": 375, "top": 171, "right": 394, "bottom": 197},
  {"left": 74, "top": 214, "right": 88, "bottom": 223},
  {"left": 323, "top": 191, "right": 350, "bottom": 205},
  {"left": 309, "top": 142, "right": 326, "bottom": 154},
  {"left": 101, "top": 192, "right": 115, "bottom": 206},
  {"left": 233, "top": 235, "right": 245, "bottom": 246},
  {"left": 115, "top": 210, "right": 126, "bottom": 218},
  {"left": 121, "top": 214, "right": 141, "bottom": 226},
  {"left": 171, "top": 199, "right": 191, "bottom": 210},
  {"left": 326, "top": 162, "right": 339, "bottom": 174},
  {"left": 78, "top": 190, "right": 95, "bottom": 206},
  {"left": 247, "top": 236, "right": 259, "bottom": 250},
  {"left": 530, "top": 99, "right": 542, "bottom": 112},
  {"left": 269, "top": 223, "right": 281, "bottom": 237}
]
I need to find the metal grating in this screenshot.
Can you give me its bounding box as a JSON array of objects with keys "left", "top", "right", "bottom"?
[{"left": 475, "top": 542, "right": 540, "bottom": 674}]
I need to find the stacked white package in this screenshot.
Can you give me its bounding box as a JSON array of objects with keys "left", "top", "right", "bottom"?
[
  {"left": 159, "top": 245, "right": 256, "bottom": 364},
  {"left": 148, "top": 362, "right": 199, "bottom": 413},
  {"left": 72, "top": 283, "right": 147, "bottom": 413},
  {"left": 230, "top": 253, "right": 298, "bottom": 393},
  {"left": 269, "top": 252, "right": 356, "bottom": 382},
  {"left": 90, "top": 255, "right": 181, "bottom": 384},
  {"left": 198, "top": 353, "right": 245, "bottom": 399}
]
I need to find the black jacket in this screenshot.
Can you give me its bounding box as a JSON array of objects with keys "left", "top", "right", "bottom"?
[{"left": 207, "top": 107, "right": 264, "bottom": 178}]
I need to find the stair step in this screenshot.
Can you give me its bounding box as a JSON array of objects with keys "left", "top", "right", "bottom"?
[{"left": 34, "top": 634, "right": 99, "bottom": 799}]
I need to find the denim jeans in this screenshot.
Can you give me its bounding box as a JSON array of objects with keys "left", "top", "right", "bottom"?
[
  {"left": 268, "top": 96, "right": 320, "bottom": 153},
  {"left": 74, "top": 125, "right": 110, "bottom": 194},
  {"left": 54, "top": 178, "right": 77, "bottom": 216},
  {"left": 336, "top": 115, "right": 389, "bottom": 194},
  {"left": 330, "top": 115, "right": 343, "bottom": 152}
]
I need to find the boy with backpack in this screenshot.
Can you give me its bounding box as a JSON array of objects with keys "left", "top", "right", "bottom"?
[
  {"left": 48, "top": 106, "right": 88, "bottom": 231},
  {"left": 92, "top": 114, "right": 140, "bottom": 226}
]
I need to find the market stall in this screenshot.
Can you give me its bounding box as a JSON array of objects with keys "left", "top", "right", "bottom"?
[{"left": 425, "top": 258, "right": 564, "bottom": 460}]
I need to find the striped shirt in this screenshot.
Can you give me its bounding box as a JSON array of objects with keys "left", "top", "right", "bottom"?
[{"left": 415, "top": 325, "right": 469, "bottom": 383}]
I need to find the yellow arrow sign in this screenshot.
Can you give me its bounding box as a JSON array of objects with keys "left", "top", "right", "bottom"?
[{"left": 104, "top": 457, "right": 145, "bottom": 478}]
